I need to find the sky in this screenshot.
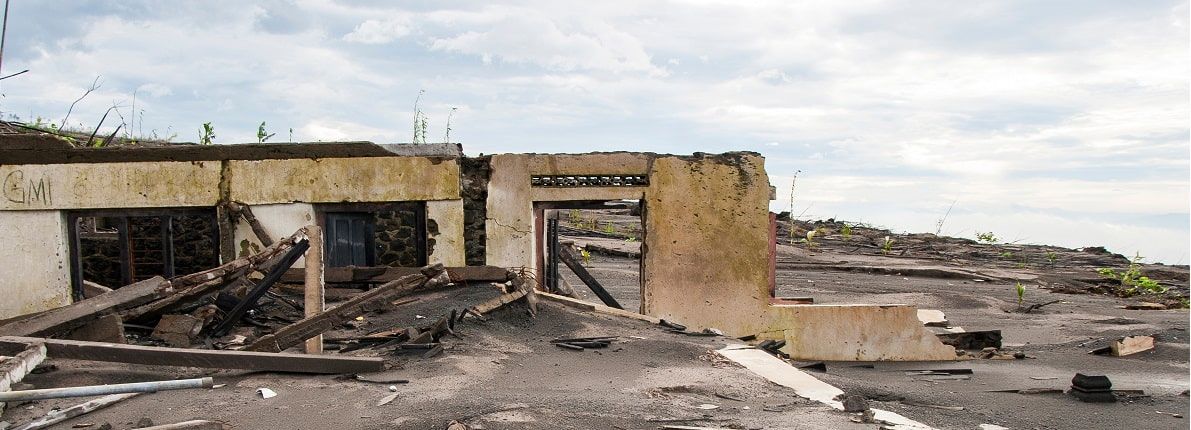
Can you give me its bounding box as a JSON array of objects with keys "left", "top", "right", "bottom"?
[{"left": 1, "top": 0, "right": 1188, "bottom": 263}]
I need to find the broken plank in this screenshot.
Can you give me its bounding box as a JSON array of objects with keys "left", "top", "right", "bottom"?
[
  {"left": 1111, "top": 335, "right": 1155, "bottom": 357},
  {"left": 211, "top": 237, "right": 310, "bottom": 336},
  {"left": 281, "top": 266, "right": 511, "bottom": 284},
  {"left": 245, "top": 265, "right": 448, "bottom": 353},
  {"left": 0, "top": 336, "right": 383, "bottom": 374},
  {"left": 538, "top": 291, "right": 660, "bottom": 324},
  {"left": 557, "top": 247, "right": 623, "bottom": 309},
  {"left": 468, "top": 288, "right": 528, "bottom": 316},
  {"left": 137, "top": 420, "right": 227, "bottom": 430},
  {"left": 10, "top": 392, "right": 140, "bottom": 430},
  {"left": 0, "top": 277, "right": 170, "bottom": 337},
  {"left": 62, "top": 313, "right": 126, "bottom": 344}
]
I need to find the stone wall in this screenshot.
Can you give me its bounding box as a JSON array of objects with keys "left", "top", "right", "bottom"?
[
  {"left": 461, "top": 156, "right": 491, "bottom": 266},
  {"left": 373, "top": 203, "right": 423, "bottom": 267}
]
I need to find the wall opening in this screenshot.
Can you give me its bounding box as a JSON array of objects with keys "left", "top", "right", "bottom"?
[
  {"left": 536, "top": 200, "right": 645, "bottom": 313},
  {"left": 316, "top": 202, "right": 427, "bottom": 268},
  {"left": 67, "top": 208, "right": 220, "bottom": 299}
]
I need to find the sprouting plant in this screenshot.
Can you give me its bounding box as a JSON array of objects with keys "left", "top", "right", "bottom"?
[
  {"left": 257, "top": 121, "right": 275, "bottom": 143},
  {"left": 881, "top": 236, "right": 894, "bottom": 255},
  {"left": 1045, "top": 251, "right": 1058, "bottom": 266},
  {"left": 1015, "top": 282, "right": 1025, "bottom": 305},
  {"left": 580, "top": 248, "right": 591, "bottom": 265},
  {"left": 976, "top": 232, "right": 999, "bottom": 244},
  {"left": 841, "top": 223, "right": 853, "bottom": 240},
  {"left": 444, "top": 107, "right": 458, "bottom": 143},
  {"left": 625, "top": 236, "right": 638, "bottom": 243},
  {"left": 568, "top": 209, "right": 581, "bottom": 225},
  {"left": 603, "top": 223, "right": 617, "bottom": 235},
  {"left": 1097, "top": 252, "right": 1166, "bottom": 295},
  {"left": 289, "top": 127, "right": 294, "bottom": 143},
  {"left": 800, "top": 229, "right": 817, "bottom": 249},
  {"left": 199, "top": 122, "right": 215, "bottom": 145}
]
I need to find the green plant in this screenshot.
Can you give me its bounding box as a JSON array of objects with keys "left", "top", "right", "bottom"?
[
  {"left": 580, "top": 248, "right": 591, "bottom": 265},
  {"left": 1045, "top": 251, "right": 1058, "bottom": 266},
  {"left": 603, "top": 223, "right": 617, "bottom": 235},
  {"left": 999, "top": 251, "right": 1014, "bottom": 259},
  {"left": 976, "top": 232, "right": 999, "bottom": 244},
  {"left": 1015, "top": 282, "right": 1025, "bottom": 305},
  {"left": 804, "top": 229, "right": 819, "bottom": 248},
  {"left": 1097, "top": 252, "right": 1166, "bottom": 295},
  {"left": 881, "top": 236, "right": 894, "bottom": 255},
  {"left": 257, "top": 121, "right": 275, "bottom": 143},
  {"left": 625, "top": 236, "right": 638, "bottom": 243},
  {"left": 841, "top": 223, "right": 853, "bottom": 240},
  {"left": 199, "top": 122, "right": 215, "bottom": 145}
]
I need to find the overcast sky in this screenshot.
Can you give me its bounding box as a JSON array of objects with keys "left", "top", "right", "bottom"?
[{"left": 1, "top": 1, "right": 1188, "bottom": 263}]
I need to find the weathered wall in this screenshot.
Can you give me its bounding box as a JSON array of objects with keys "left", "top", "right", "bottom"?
[
  {"left": 0, "top": 211, "right": 71, "bottom": 319},
  {"left": 426, "top": 200, "right": 466, "bottom": 266},
  {"left": 227, "top": 157, "right": 460, "bottom": 204},
  {"left": 233, "top": 203, "right": 316, "bottom": 267},
  {"left": 485, "top": 152, "right": 956, "bottom": 361},
  {"left": 0, "top": 162, "right": 221, "bottom": 210}
]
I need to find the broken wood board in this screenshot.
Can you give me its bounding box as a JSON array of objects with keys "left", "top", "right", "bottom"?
[
  {"left": 538, "top": 291, "right": 660, "bottom": 324},
  {"left": 716, "top": 346, "right": 934, "bottom": 430},
  {"left": 246, "top": 265, "right": 449, "bottom": 353},
  {"left": 558, "top": 247, "right": 623, "bottom": 309},
  {"left": 0, "top": 336, "right": 383, "bottom": 374},
  {"left": 10, "top": 392, "right": 140, "bottom": 430},
  {"left": 1090, "top": 335, "right": 1155, "bottom": 357},
  {"left": 281, "top": 266, "right": 510, "bottom": 284},
  {"left": 62, "top": 313, "right": 126, "bottom": 343},
  {"left": 151, "top": 314, "right": 204, "bottom": 347},
  {"left": 0, "top": 276, "right": 170, "bottom": 337},
  {"left": 81, "top": 281, "right": 113, "bottom": 299},
  {"left": 136, "top": 420, "right": 228, "bottom": 430},
  {"left": 468, "top": 288, "right": 529, "bottom": 316}
]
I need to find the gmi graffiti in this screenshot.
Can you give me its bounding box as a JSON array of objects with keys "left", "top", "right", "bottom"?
[{"left": 3, "top": 170, "right": 52, "bottom": 206}]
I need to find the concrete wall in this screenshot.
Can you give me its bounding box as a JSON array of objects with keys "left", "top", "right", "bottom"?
[
  {"left": 228, "top": 157, "right": 460, "bottom": 204},
  {"left": 0, "top": 211, "right": 71, "bottom": 319},
  {"left": 1, "top": 161, "right": 221, "bottom": 210},
  {"left": 426, "top": 200, "right": 466, "bottom": 266},
  {"left": 233, "top": 203, "right": 317, "bottom": 266}
]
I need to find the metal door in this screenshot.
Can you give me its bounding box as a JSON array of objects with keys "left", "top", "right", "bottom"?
[{"left": 325, "top": 212, "right": 375, "bottom": 267}]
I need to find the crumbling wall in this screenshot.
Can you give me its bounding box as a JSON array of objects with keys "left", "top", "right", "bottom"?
[{"left": 373, "top": 203, "right": 423, "bottom": 267}]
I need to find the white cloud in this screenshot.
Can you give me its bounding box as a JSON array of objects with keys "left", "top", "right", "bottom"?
[{"left": 343, "top": 18, "right": 411, "bottom": 44}]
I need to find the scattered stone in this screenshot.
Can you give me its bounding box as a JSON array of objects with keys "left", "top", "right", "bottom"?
[
  {"left": 134, "top": 418, "right": 154, "bottom": 428},
  {"left": 1124, "top": 302, "right": 1167, "bottom": 310},
  {"left": 841, "top": 395, "right": 869, "bottom": 413}
]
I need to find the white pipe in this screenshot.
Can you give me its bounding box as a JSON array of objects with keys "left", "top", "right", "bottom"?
[{"left": 0, "top": 377, "right": 213, "bottom": 402}]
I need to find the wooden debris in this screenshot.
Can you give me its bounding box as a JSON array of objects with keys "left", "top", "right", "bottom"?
[
  {"left": 1111, "top": 335, "right": 1155, "bottom": 356},
  {"left": 0, "top": 276, "right": 169, "bottom": 337},
  {"left": 245, "top": 265, "right": 448, "bottom": 353},
  {"left": 226, "top": 201, "right": 273, "bottom": 247},
  {"left": 136, "top": 420, "right": 226, "bottom": 430},
  {"left": 81, "top": 281, "right": 113, "bottom": 299},
  {"left": 467, "top": 288, "right": 528, "bottom": 316},
  {"left": 557, "top": 247, "right": 623, "bottom": 309},
  {"left": 151, "top": 314, "right": 204, "bottom": 347},
  {"left": 281, "top": 266, "right": 510, "bottom": 284},
  {"left": 0, "top": 336, "right": 384, "bottom": 374},
  {"left": 212, "top": 238, "right": 311, "bottom": 336},
  {"left": 555, "top": 343, "right": 584, "bottom": 351},
  {"left": 1123, "top": 302, "right": 1167, "bottom": 310},
  {"left": 537, "top": 292, "right": 660, "bottom": 323},
  {"left": 62, "top": 314, "right": 125, "bottom": 344},
  {"left": 10, "top": 393, "right": 140, "bottom": 430}
]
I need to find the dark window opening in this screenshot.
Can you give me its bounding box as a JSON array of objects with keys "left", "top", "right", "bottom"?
[
  {"left": 68, "top": 208, "right": 220, "bottom": 300},
  {"left": 319, "top": 202, "right": 427, "bottom": 268}
]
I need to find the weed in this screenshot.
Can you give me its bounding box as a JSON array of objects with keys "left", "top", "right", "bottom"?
[
  {"left": 625, "top": 236, "right": 638, "bottom": 243},
  {"left": 1015, "top": 282, "right": 1025, "bottom": 305},
  {"left": 999, "top": 251, "right": 1013, "bottom": 259},
  {"left": 804, "top": 229, "right": 819, "bottom": 249},
  {"left": 603, "top": 223, "right": 617, "bottom": 235},
  {"left": 841, "top": 223, "right": 853, "bottom": 240},
  {"left": 199, "top": 122, "right": 215, "bottom": 145},
  {"left": 1097, "top": 252, "right": 1166, "bottom": 295},
  {"left": 580, "top": 248, "right": 591, "bottom": 265},
  {"left": 568, "top": 209, "right": 581, "bottom": 225},
  {"left": 257, "top": 121, "right": 275, "bottom": 143},
  {"left": 1045, "top": 251, "right": 1058, "bottom": 266},
  {"left": 881, "top": 236, "right": 894, "bottom": 255},
  {"left": 976, "top": 232, "right": 999, "bottom": 244}
]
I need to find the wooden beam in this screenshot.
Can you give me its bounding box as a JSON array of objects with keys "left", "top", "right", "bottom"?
[
  {"left": 538, "top": 292, "right": 660, "bottom": 324},
  {"left": 10, "top": 392, "right": 141, "bottom": 430},
  {"left": 246, "top": 265, "right": 448, "bottom": 353},
  {"left": 0, "top": 336, "right": 383, "bottom": 374},
  {"left": 280, "top": 266, "right": 510, "bottom": 284},
  {"left": 0, "top": 276, "right": 170, "bottom": 337},
  {"left": 557, "top": 247, "right": 623, "bottom": 309},
  {"left": 304, "top": 225, "right": 325, "bottom": 354},
  {"left": 228, "top": 201, "right": 274, "bottom": 247},
  {"left": 211, "top": 238, "right": 310, "bottom": 336}
]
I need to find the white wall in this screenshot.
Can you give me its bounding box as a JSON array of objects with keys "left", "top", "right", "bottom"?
[
  {"left": 232, "top": 203, "right": 316, "bottom": 267},
  {"left": 0, "top": 211, "right": 71, "bottom": 319}
]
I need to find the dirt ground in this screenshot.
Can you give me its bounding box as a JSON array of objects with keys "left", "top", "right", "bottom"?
[
  {"left": 3, "top": 211, "right": 1187, "bottom": 430},
  {"left": 557, "top": 211, "right": 1190, "bottom": 429}
]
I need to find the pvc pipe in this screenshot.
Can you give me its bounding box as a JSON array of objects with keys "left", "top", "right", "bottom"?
[{"left": 0, "top": 377, "right": 213, "bottom": 402}]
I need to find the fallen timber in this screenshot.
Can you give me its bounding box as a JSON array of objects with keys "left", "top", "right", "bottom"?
[
  {"left": 246, "top": 264, "right": 450, "bottom": 353},
  {"left": 0, "top": 336, "right": 385, "bottom": 374}
]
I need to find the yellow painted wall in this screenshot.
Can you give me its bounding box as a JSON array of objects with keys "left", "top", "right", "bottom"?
[
  {"left": 228, "top": 157, "right": 460, "bottom": 204},
  {"left": 1, "top": 161, "right": 221, "bottom": 210}
]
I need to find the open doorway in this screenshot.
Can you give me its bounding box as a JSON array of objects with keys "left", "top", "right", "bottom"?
[{"left": 536, "top": 201, "right": 644, "bottom": 312}]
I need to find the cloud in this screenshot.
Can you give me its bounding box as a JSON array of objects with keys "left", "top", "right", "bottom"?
[{"left": 343, "top": 18, "right": 411, "bottom": 44}]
